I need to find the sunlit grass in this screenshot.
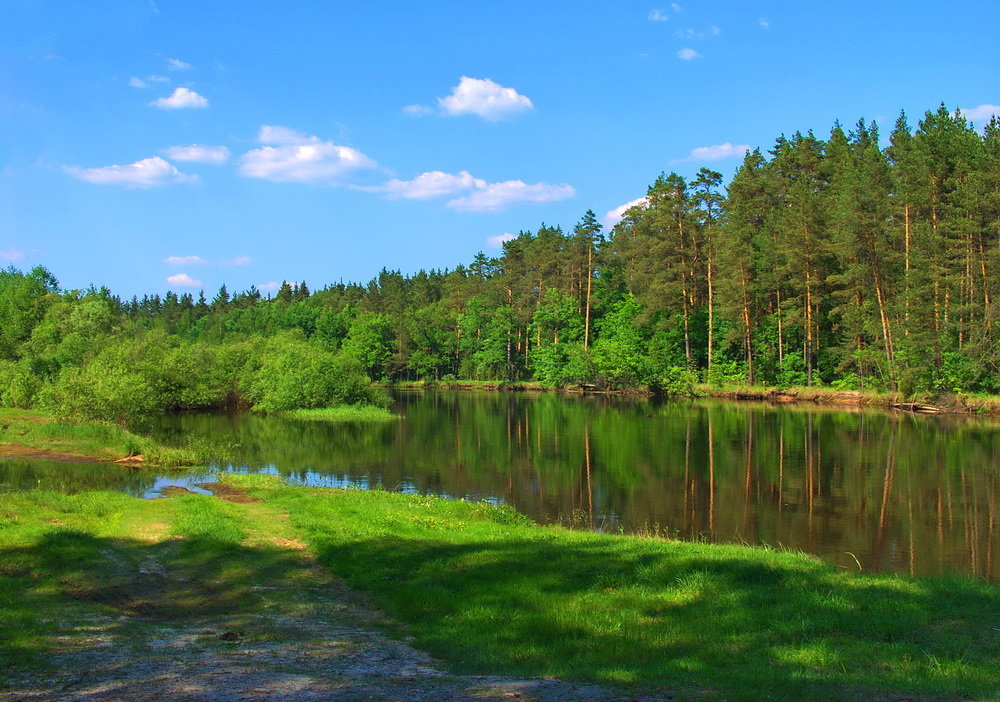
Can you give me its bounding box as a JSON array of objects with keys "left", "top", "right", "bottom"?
[
  {"left": 236, "top": 476, "right": 1000, "bottom": 702},
  {"left": 279, "top": 405, "right": 398, "bottom": 422}
]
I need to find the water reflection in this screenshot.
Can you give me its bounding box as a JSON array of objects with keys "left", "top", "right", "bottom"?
[
  {"left": 3, "top": 391, "right": 997, "bottom": 580},
  {"left": 151, "top": 392, "right": 998, "bottom": 580},
  {"left": 0, "top": 458, "right": 217, "bottom": 498}
]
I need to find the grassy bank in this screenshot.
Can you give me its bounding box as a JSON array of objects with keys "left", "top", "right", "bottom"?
[
  {"left": 0, "top": 408, "right": 212, "bottom": 466},
  {"left": 277, "top": 404, "right": 398, "bottom": 422},
  {"left": 4, "top": 475, "right": 993, "bottom": 701}
]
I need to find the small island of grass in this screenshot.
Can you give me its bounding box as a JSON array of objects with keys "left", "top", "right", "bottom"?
[{"left": 279, "top": 404, "right": 398, "bottom": 422}]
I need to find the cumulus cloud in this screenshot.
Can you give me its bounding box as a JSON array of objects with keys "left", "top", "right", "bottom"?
[
  {"left": 402, "top": 104, "right": 436, "bottom": 117},
  {"left": 683, "top": 142, "right": 750, "bottom": 162},
  {"left": 363, "top": 169, "right": 574, "bottom": 211},
  {"left": 129, "top": 77, "right": 148, "bottom": 88},
  {"left": 257, "top": 281, "right": 281, "bottom": 293},
  {"left": 487, "top": 232, "right": 517, "bottom": 248},
  {"left": 166, "top": 273, "right": 202, "bottom": 288},
  {"left": 407, "top": 77, "right": 534, "bottom": 121},
  {"left": 677, "top": 48, "right": 701, "bottom": 60},
  {"left": 239, "top": 127, "right": 378, "bottom": 184},
  {"left": 0, "top": 249, "right": 26, "bottom": 262},
  {"left": 603, "top": 197, "right": 648, "bottom": 228},
  {"left": 758, "top": 18, "right": 771, "bottom": 29},
  {"left": 164, "top": 255, "right": 207, "bottom": 266},
  {"left": 166, "top": 58, "right": 192, "bottom": 71},
  {"left": 163, "top": 144, "right": 230, "bottom": 164},
  {"left": 959, "top": 104, "right": 1000, "bottom": 122},
  {"left": 370, "top": 170, "right": 485, "bottom": 199},
  {"left": 256, "top": 125, "right": 317, "bottom": 145},
  {"left": 67, "top": 157, "right": 198, "bottom": 188},
  {"left": 222, "top": 256, "right": 252, "bottom": 267},
  {"left": 149, "top": 87, "right": 208, "bottom": 109},
  {"left": 363, "top": 169, "right": 573, "bottom": 211},
  {"left": 448, "top": 180, "right": 575, "bottom": 212}
]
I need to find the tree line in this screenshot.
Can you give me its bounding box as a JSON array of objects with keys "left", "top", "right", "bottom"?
[{"left": 1, "top": 104, "right": 998, "bottom": 423}]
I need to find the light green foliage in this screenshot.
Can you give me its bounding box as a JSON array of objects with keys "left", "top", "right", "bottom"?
[
  {"left": 248, "top": 334, "right": 385, "bottom": 412},
  {"left": 340, "top": 311, "right": 394, "bottom": 380}
]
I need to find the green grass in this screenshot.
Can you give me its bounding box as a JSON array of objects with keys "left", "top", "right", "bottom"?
[
  {"left": 236, "top": 476, "right": 1000, "bottom": 702},
  {"left": 2, "top": 476, "right": 997, "bottom": 701},
  {"left": 0, "top": 409, "right": 214, "bottom": 466},
  {"left": 278, "top": 404, "right": 398, "bottom": 422}
]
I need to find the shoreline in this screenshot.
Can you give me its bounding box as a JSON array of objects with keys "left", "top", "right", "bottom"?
[{"left": 384, "top": 380, "right": 1000, "bottom": 417}]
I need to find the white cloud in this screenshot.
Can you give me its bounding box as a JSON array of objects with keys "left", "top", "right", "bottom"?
[
  {"left": 67, "top": 157, "right": 198, "bottom": 188},
  {"left": 222, "top": 256, "right": 252, "bottom": 267},
  {"left": 677, "top": 25, "right": 719, "bottom": 39},
  {"left": 257, "top": 125, "right": 317, "bottom": 145},
  {"left": 409, "top": 77, "right": 534, "bottom": 121},
  {"left": 257, "top": 281, "right": 281, "bottom": 293},
  {"left": 603, "top": 197, "right": 648, "bottom": 228},
  {"left": 0, "top": 249, "right": 26, "bottom": 262},
  {"left": 149, "top": 87, "right": 208, "bottom": 109},
  {"left": 648, "top": 9, "right": 671, "bottom": 21},
  {"left": 686, "top": 142, "right": 750, "bottom": 161},
  {"left": 372, "top": 170, "right": 486, "bottom": 200},
  {"left": 166, "top": 58, "right": 192, "bottom": 71},
  {"left": 447, "top": 180, "right": 575, "bottom": 212},
  {"left": 363, "top": 170, "right": 573, "bottom": 211},
  {"left": 402, "top": 104, "right": 436, "bottom": 117},
  {"left": 487, "top": 232, "right": 516, "bottom": 248},
  {"left": 959, "top": 104, "right": 1000, "bottom": 122},
  {"left": 758, "top": 18, "right": 771, "bottom": 30},
  {"left": 239, "top": 129, "right": 378, "bottom": 184},
  {"left": 129, "top": 75, "right": 170, "bottom": 89},
  {"left": 677, "top": 48, "right": 701, "bottom": 60},
  {"left": 163, "top": 144, "right": 230, "bottom": 164},
  {"left": 164, "top": 255, "right": 208, "bottom": 266},
  {"left": 166, "top": 273, "right": 202, "bottom": 288}
]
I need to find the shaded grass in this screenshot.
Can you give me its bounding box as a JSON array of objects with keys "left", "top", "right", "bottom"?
[
  {"left": 278, "top": 404, "right": 398, "bottom": 422},
  {"left": 236, "top": 476, "right": 1000, "bottom": 702},
  {"left": 0, "top": 486, "right": 319, "bottom": 687},
  {"left": 0, "top": 409, "right": 216, "bottom": 466}
]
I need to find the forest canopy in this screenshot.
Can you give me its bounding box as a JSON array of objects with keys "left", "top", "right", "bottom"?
[{"left": 2, "top": 105, "right": 998, "bottom": 424}]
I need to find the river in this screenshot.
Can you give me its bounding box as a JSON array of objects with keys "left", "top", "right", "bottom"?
[{"left": 2, "top": 390, "right": 997, "bottom": 580}]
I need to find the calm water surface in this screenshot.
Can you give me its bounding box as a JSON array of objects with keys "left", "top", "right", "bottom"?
[{"left": 2, "top": 391, "right": 997, "bottom": 580}]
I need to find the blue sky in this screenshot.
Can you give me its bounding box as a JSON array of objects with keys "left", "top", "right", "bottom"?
[{"left": 2, "top": 0, "right": 998, "bottom": 298}]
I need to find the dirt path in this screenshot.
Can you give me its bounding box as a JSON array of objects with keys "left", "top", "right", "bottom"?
[{"left": 3, "top": 487, "right": 661, "bottom": 702}]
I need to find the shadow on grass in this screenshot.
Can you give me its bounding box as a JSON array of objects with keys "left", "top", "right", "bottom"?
[
  {"left": 0, "top": 528, "right": 311, "bottom": 683},
  {"left": 310, "top": 534, "right": 1000, "bottom": 702}
]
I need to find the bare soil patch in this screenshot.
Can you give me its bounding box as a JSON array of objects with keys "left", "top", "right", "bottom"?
[
  {"left": 0, "top": 443, "right": 105, "bottom": 463},
  {"left": 199, "top": 481, "right": 260, "bottom": 503}
]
